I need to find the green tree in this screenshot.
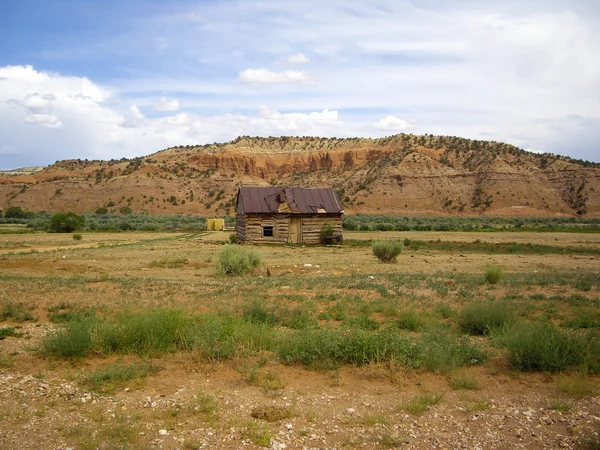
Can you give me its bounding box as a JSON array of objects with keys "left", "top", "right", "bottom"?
[
  {"left": 48, "top": 212, "right": 85, "bottom": 233},
  {"left": 4, "top": 206, "right": 25, "bottom": 218},
  {"left": 95, "top": 206, "right": 108, "bottom": 215}
]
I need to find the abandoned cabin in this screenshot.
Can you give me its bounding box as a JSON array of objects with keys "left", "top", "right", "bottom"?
[{"left": 235, "top": 187, "right": 344, "bottom": 244}]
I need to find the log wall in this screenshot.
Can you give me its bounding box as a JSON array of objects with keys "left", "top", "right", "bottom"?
[
  {"left": 301, "top": 216, "right": 343, "bottom": 244},
  {"left": 235, "top": 214, "right": 246, "bottom": 242},
  {"left": 244, "top": 214, "right": 290, "bottom": 243}
]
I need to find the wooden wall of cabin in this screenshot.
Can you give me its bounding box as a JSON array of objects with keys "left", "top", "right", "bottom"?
[
  {"left": 237, "top": 214, "right": 343, "bottom": 244},
  {"left": 244, "top": 214, "right": 290, "bottom": 243},
  {"left": 235, "top": 214, "right": 246, "bottom": 243},
  {"left": 301, "top": 215, "right": 343, "bottom": 244}
]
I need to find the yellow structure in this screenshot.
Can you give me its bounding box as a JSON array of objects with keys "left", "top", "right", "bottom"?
[{"left": 207, "top": 218, "right": 225, "bottom": 231}]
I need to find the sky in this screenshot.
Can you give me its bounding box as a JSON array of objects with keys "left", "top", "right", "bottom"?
[{"left": 0, "top": 0, "right": 599, "bottom": 169}]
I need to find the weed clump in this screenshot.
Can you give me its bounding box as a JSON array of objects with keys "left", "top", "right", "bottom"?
[
  {"left": 82, "top": 361, "right": 160, "bottom": 393},
  {"left": 72, "top": 233, "right": 82, "bottom": 241},
  {"left": 216, "top": 245, "right": 262, "bottom": 276},
  {"left": 459, "top": 301, "right": 515, "bottom": 335},
  {"left": 496, "top": 322, "right": 598, "bottom": 372},
  {"left": 397, "top": 309, "right": 422, "bottom": 331},
  {"left": 277, "top": 327, "right": 418, "bottom": 369},
  {"left": 398, "top": 392, "right": 444, "bottom": 414},
  {"left": 372, "top": 240, "right": 403, "bottom": 263},
  {"left": 484, "top": 264, "right": 503, "bottom": 284},
  {"left": 418, "top": 326, "right": 488, "bottom": 373}
]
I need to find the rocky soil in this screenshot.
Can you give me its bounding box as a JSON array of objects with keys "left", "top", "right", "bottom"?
[{"left": 1, "top": 323, "right": 599, "bottom": 449}]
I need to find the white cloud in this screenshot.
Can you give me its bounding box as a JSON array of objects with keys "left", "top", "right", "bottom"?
[
  {"left": 121, "top": 105, "right": 145, "bottom": 128},
  {"left": 281, "top": 52, "right": 310, "bottom": 65},
  {"left": 373, "top": 116, "right": 415, "bottom": 131},
  {"left": 24, "top": 113, "right": 63, "bottom": 128},
  {"left": 239, "top": 69, "right": 316, "bottom": 85},
  {"left": 153, "top": 96, "right": 180, "bottom": 112}
]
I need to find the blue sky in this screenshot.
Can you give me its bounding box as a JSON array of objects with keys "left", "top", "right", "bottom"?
[{"left": 1, "top": 0, "right": 599, "bottom": 169}]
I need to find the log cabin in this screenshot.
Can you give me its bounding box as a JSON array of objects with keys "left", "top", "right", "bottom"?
[{"left": 235, "top": 187, "right": 344, "bottom": 244}]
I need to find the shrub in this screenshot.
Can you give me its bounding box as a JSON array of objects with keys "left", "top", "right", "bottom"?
[
  {"left": 229, "top": 233, "right": 237, "bottom": 244},
  {"left": 72, "top": 233, "right": 82, "bottom": 241},
  {"left": 320, "top": 223, "right": 341, "bottom": 245},
  {"left": 4, "top": 206, "right": 26, "bottom": 218},
  {"left": 372, "top": 240, "right": 403, "bottom": 263},
  {"left": 48, "top": 212, "right": 85, "bottom": 233},
  {"left": 119, "top": 206, "right": 132, "bottom": 214},
  {"left": 95, "top": 207, "right": 108, "bottom": 215},
  {"left": 215, "top": 245, "right": 262, "bottom": 276},
  {"left": 42, "top": 318, "right": 96, "bottom": 358},
  {"left": 496, "top": 322, "right": 594, "bottom": 372},
  {"left": 484, "top": 264, "right": 503, "bottom": 284},
  {"left": 458, "top": 301, "right": 515, "bottom": 335}
]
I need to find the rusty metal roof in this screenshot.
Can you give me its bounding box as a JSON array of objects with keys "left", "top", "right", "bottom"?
[{"left": 237, "top": 187, "right": 343, "bottom": 214}]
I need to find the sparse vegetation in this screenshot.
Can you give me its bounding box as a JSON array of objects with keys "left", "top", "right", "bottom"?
[
  {"left": 398, "top": 392, "right": 445, "bottom": 414},
  {"left": 2, "top": 224, "right": 600, "bottom": 448}
]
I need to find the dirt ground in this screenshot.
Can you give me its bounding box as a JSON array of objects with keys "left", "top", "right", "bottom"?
[{"left": 0, "top": 231, "right": 599, "bottom": 449}]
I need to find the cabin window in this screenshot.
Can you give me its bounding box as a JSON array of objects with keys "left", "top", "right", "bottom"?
[{"left": 262, "top": 225, "right": 274, "bottom": 237}]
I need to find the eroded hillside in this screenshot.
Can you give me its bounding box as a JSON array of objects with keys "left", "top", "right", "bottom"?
[{"left": 1, "top": 134, "right": 598, "bottom": 217}]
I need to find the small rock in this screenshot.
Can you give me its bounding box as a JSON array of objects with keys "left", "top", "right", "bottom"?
[
  {"left": 522, "top": 409, "right": 535, "bottom": 418},
  {"left": 158, "top": 429, "right": 168, "bottom": 436},
  {"left": 346, "top": 408, "right": 356, "bottom": 414},
  {"left": 368, "top": 276, "right": 375, "bottom": 280},
  {"left": 285, "top": 423, "right": 293, "bottom": 430},
  {"left": 303, "top": 263, "right": 312, "bottom": 268}
]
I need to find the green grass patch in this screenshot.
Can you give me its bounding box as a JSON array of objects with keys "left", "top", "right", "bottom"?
[
  {"left": 398, "top": 392, "right": 444, "bottom": 414},
  {"left": 450, "top": 372, "right": 480, "bottom": 390},
  {"left": 495, "top": 322, "right": 600, "bottom": 372},
  {"left": 0, "top": 301, "right": 37, "bottom": 322},
  {"left": 0, "top": 326, "right": 24, "bottom": 340},
  {"left": 396, "top": 309, "right": 422, "bottom": 331},
  {"left": 459, "top": 301, "right": 515, "bottom": 335},
  {"left": 418, "top": 326, "right": 488, "bottom": 373},
  {"left": 81, "top": 361, "right": 160, "bottom": 393},
  {"left": 148, "top": 257, "right": 189, "bottom": 268},
  {"left": 277, "top": 327, "right": 418, "bottom": 369}
]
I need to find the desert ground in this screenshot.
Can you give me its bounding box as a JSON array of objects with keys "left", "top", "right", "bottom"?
[{"left": 0, "top": 230, "right": 599, "bottom": 449}]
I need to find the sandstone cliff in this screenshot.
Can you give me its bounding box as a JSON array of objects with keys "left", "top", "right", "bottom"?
[{"left": 1, "top": 134, "right": 598, "bottom": 217}]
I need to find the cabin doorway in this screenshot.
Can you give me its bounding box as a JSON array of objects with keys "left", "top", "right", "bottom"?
[{"left": 289, "top": 218, "right": 302, "bottom": 244}]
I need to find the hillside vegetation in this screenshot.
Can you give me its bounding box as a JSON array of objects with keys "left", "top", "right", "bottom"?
[{"left": 1, "top": 134, "right": 598, "bottom": 217}]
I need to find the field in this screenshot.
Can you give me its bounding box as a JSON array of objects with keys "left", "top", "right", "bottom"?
[{"left": 0, "top": 230, "right": 599, "bottom": 449}]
